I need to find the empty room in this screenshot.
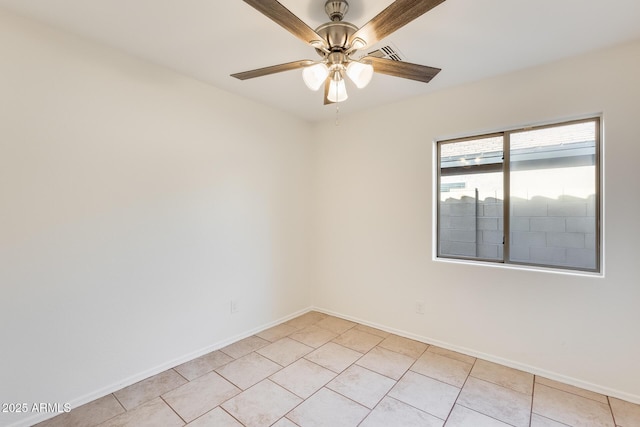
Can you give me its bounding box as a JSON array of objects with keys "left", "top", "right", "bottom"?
[{"left": 1, "top": 1, "right": 639, "bottom": 426}]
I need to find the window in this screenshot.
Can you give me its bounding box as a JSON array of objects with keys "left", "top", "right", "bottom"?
[{"left": 437, "top": 117, "right": 600, "bottom": 272}]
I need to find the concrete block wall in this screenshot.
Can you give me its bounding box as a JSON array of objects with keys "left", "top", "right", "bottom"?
[
  {"left": 439, "top": 191, "right": 504, "bottom": 260},
  {"left": 510, "top": 195, "right": 597, "bottom": 269},
  {"left": 439, "top": 193, "right": 596, "bottom": 269}
]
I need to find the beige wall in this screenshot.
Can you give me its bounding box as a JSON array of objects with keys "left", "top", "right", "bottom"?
[
  {"left": 312, "top": 39, "right": 640, "bottom": 403},
  {"left": 0, "top": 9, "right": 313, "bottom": 427}
]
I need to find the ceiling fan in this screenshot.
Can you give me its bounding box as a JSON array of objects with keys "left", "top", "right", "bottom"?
[{"left": 231, "top": 0, "right": 446, "bottom": 104}]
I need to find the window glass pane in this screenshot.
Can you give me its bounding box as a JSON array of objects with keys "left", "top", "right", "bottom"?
[
  {"left": 439, "top": 136, "right": 504, "bottom": 260},
  {"left": 509, "top": 121, "right": 597, "bottom": 270}
]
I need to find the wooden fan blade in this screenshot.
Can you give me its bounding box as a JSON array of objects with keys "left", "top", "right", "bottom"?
[
  {"left": 324, "top": 79, "right": 335, "bottom": 105},
  {"left": 242, "top": 0, "right": 326, "bottom": 47},
  {"left": 365, "top": 56, "right": 441, "bottom": 83},
  {"left": 351, "top": 0, "right": 446, "bottom": 48},
  {"left": 231, "top": 60, "right": 314, "bottom": 80}
]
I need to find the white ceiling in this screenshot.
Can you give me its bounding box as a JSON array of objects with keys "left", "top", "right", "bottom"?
[{"left": 2, "top": 0, "right": 640, "bottom": 122}]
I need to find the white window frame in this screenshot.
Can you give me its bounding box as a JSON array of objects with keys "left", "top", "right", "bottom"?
[{"left": 435, "top": 117, "right": 602, "bottom": 274}]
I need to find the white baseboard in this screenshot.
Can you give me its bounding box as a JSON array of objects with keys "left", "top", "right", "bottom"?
[
  {"left": 313, "top": 306, "right": 640, "bottom": 405},
  {"left": 10, "top": 307, "right": 313, "bottom": 427}
]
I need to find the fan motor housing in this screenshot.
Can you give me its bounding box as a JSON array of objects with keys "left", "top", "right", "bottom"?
[{"left": 315, "top": 21, "right": 358, "bottom": 54}]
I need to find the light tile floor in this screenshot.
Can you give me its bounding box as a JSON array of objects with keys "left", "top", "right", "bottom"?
[{"left": 36, "top": 312, "right": 640, "bottom": 427}]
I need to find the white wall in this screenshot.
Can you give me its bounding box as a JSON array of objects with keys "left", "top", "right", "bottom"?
[
  {"left": 0, "top": 9, "right": 312, "bottom": 426},
  {"left": 312, "top": 39, "right": 640, "bottom": 402}
]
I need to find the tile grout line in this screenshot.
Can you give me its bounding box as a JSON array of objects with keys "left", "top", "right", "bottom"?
[
  {"left": 454, "top": 402, "right": 521, "bottom": 427},
  {"left": 220, "top": 405, "right": 245, "bottom": 427},
  {"left": 607, "top": 395, "right": 618, "bottom": 426},
  {"left": 535, "top": 378, "right": 615, "bottom": 405},
  {"left": 353, "top": 337, "right": 418, "bottom": 424},
  {"left": 172, "top": 367, "right": 190, "bottom": 383},
  {"left": 321, "top": 384, "right": 373, "bottom": 414},
  {"left": 214, "top": 351, "right": 283, "bottom": 392},
  {"left": 282, "top": 382, "right": 337, "bottom": 425},
  {"left": 446, "top": 356, "right": 529, "bottom": 427},
  {"left": 444, "top": 353, "right": 477, "bottom": 426},
  {"left": 370, "top": 345, "right": 455, "bottom": 424},
  {"left": 86, "top": 393, "right": 127, "bottom": 427},
  {"left": 530, "top": 375, "right": 536, "bottom": 427},
  {"left": 159, "top": 395, "right": 187, "bottom": 426},
  {"left": 110, "top": 392, "right": 126, "bottom": 414},
  {"left": 354, "top": 360, "right": 402, "bottom": 383},
  {"left": 528, "top": 411, "right": 573, "bottom": 427},
  {"left": 466, "top": 375, "right": 534, "bottom": 397},
  {"left": 395, "top": 344, "right": 467, "bottom": 424},
  {"left": 380, "top": 369, "right": 448, "bottom": 423}
]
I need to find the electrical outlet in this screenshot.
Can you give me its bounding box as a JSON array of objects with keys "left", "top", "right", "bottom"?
[
  {"left": 230, "top": 299, "right": 239, "bottom": 314},
  {"left": 415, "top": 300, "right": 425, "bottom": 315}
]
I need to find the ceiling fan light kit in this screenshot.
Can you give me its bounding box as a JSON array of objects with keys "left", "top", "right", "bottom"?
[
  {"left": 346, "top": 61, "right": 374, "bottom": 89},
  {"left": 328, "top": 73, "right": 348, "bottom": 103},
  {"left": 302, "top": 63, "right": 330, "bottom": 91},
  {"left": 232, "top": 0, "right": 446, "bottom": 105}
]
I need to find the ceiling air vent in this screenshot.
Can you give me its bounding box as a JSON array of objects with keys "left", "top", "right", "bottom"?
[{"left": 366, "top": 43, "right": 404, "bottom": 61}]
